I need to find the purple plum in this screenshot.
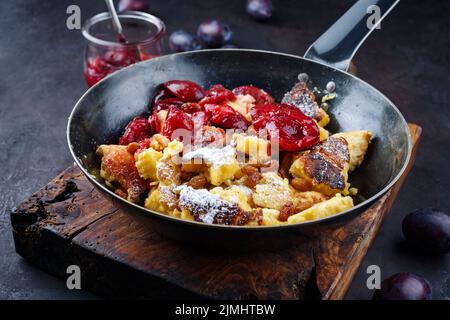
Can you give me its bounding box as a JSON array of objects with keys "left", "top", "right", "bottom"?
[
  {"left": 118, "top": 0, "right": 149, "bottom": 12},
  {"left": 373, "top": 272, "right": 432, "bottom": 300},
  {"left": 169, "top": 30, "right": 201, "bottom": 52},
  {"left": 402, "top": 208, "right": 450, "bottom": 254},
  {"left": 197, "top": 20, "right": 232, "bottom": 48},
  {"left": 246, "top": 0, "right": 273, "bottom": 21}
]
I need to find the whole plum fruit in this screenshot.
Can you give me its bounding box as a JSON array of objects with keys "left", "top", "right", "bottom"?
[
  {"left": 402, "top": 207, "right": 450, "bottom": 254},
  {"left": 373, "top": 272, "right": 432, "bottom": 300},
  {"left": 246, "top": 0, "right": 273, "bottom": 21},
  {"left": 197, "top": 20, "right": 232, "bottom": 48},
  {"left": 118, "top": 0, "right": 149, "bottom": 12},
  {"left": 169, "top": 30, "right": 201, "bottom": 52}
]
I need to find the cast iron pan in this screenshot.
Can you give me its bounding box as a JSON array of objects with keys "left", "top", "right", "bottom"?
[{"left": 68, "top": 0, "right": 411, "bottom": 250}]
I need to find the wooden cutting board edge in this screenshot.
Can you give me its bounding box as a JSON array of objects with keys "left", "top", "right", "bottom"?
[{"left": 10, "top": 123, "right": 422, "bottom": 300}]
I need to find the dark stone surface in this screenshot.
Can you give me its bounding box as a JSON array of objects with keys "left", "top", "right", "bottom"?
[{"left": 0, "top": 0, "right": 449, "bottom": 300}]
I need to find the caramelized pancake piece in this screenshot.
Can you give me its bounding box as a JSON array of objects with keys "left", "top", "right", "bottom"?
[
  {"left": 157, "top": 157, "right": 181, "bottom": 185},
  {"left": 149, "top": 134, "right": 170, "bottom": 151},
  {"left": 97, "top": 144, "right": 147, "bottom": 202},
  {"left": 279, "top": 151, "right": 301, "bottom": 179},
  {"left": 278, "top": 193, "right": 327, "bottom": 221},
  {"left": 293, "top": 191, "right": 329, "bottom": 212},
  {"left": 288, "top": 194, "right": 354, "bottom": 223},
  {"left": 210, "top": 186, "right": 253, "bottom": 211},
  {"left": 176, "top": 186, "right": 257, "bottom": 225},
  {"left": 253, "top": 172, "right": 293, "bottom": 210},
  {"left": 282, "top": 81, "right": 327, "bottom": 122},
  {"left": 290, "top": 136, "right": 350, "bottom": 196},
  {"left": 144, "top": 187, "right": 176, "bottom": 214},
  {"left": 317, "top": 108, "right": 330, "bottom": 127},
  {"left": 159, "top": 185, "right": 179, "bottom": 209},
  {"left": 135, "top": 147, "right": 163, "bottom": 180},
  {"left": 333, "top": 131, "right": 372, "bottom": 171},
  {"left": 252, "top": 170, "right": 329, "bottom": 213},
  {"left": 156, "top": 140, "right": 183, "bottom": 185},
  {"left": 181, "top": 145, "right": 241, "bottom": 186},
  {"left": 232, "top": 133, "right": 271, "bottom": 164},
  {"left": 316, "top": 121, "right": 330, "bottom": 140},
  {"left": 314, "top": 136, "right": 349, "bottom": 168},
  {"left": 261, "top": 194, "right": 353, "bottom": 225}
]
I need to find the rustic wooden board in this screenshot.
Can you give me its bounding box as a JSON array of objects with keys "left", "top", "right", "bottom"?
[{"left": 10, "top": 124, "right": 421, "bottom": 299}]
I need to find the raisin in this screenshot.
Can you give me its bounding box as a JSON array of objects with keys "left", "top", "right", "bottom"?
[
  {"left": 278, "top": 202, "right": 295, "bottom": 222},
  {"left": 242, "top": 165, "right": 261, "bottom": 188},
  {"left": 187, "top": 175, "right": 207, "bottom": 189}
]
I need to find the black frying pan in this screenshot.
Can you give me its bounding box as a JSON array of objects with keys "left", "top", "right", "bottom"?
[{"left": 67, "top": 0, "right": 411, "bottom": 250}]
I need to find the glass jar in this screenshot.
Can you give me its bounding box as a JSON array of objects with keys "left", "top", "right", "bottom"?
[{"left": 82, "top": 11, "right": 165, "bottom": 87}]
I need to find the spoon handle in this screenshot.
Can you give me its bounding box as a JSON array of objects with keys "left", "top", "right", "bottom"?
[
  {"left": 304, "top": 0, "right": 399, "bottom": 71},
  {"left": 104, "top": 0, "right": 123, "bottom": 36}
]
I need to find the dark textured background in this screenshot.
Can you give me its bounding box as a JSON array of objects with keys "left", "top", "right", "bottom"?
[{"left": 0, "top": 0, "right": 449, "bottom": 300}]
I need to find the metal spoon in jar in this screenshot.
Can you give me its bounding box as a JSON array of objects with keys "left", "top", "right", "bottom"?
[{"left": 104, "top": 0, "right": 127, "bottom": 43}]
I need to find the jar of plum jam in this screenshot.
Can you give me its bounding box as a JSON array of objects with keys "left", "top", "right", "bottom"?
[{"left": 82, "top": 11, "right": 165, "bottom": 87}]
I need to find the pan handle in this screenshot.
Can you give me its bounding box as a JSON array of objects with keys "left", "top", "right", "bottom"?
[{"left": 304, "top": 0, "right": 399, "bottom": 71}]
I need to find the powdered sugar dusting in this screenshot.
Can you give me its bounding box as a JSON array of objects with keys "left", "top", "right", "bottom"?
[
  {"left": 176, "top": 185, "right": 240, "bottom": 224},
  {"left": 281, "top": 81, "right": 320, "bottom": 118},
  {"left": 228, "top": 185, "right": 253, "bottom": 197},
  {"left": 252, "top": 172, "right": 293, "bottom": 210},
  {"left": 263, "top": 172, "right": 288, "bottom": 188},
  {"left": 182, "top": 145, "right": 236, "bottom": 168}
]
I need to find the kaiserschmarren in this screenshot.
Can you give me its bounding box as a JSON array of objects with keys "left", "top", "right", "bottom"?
[{"left": 97, "top": 79, "right": 372, "bottom": 226}]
